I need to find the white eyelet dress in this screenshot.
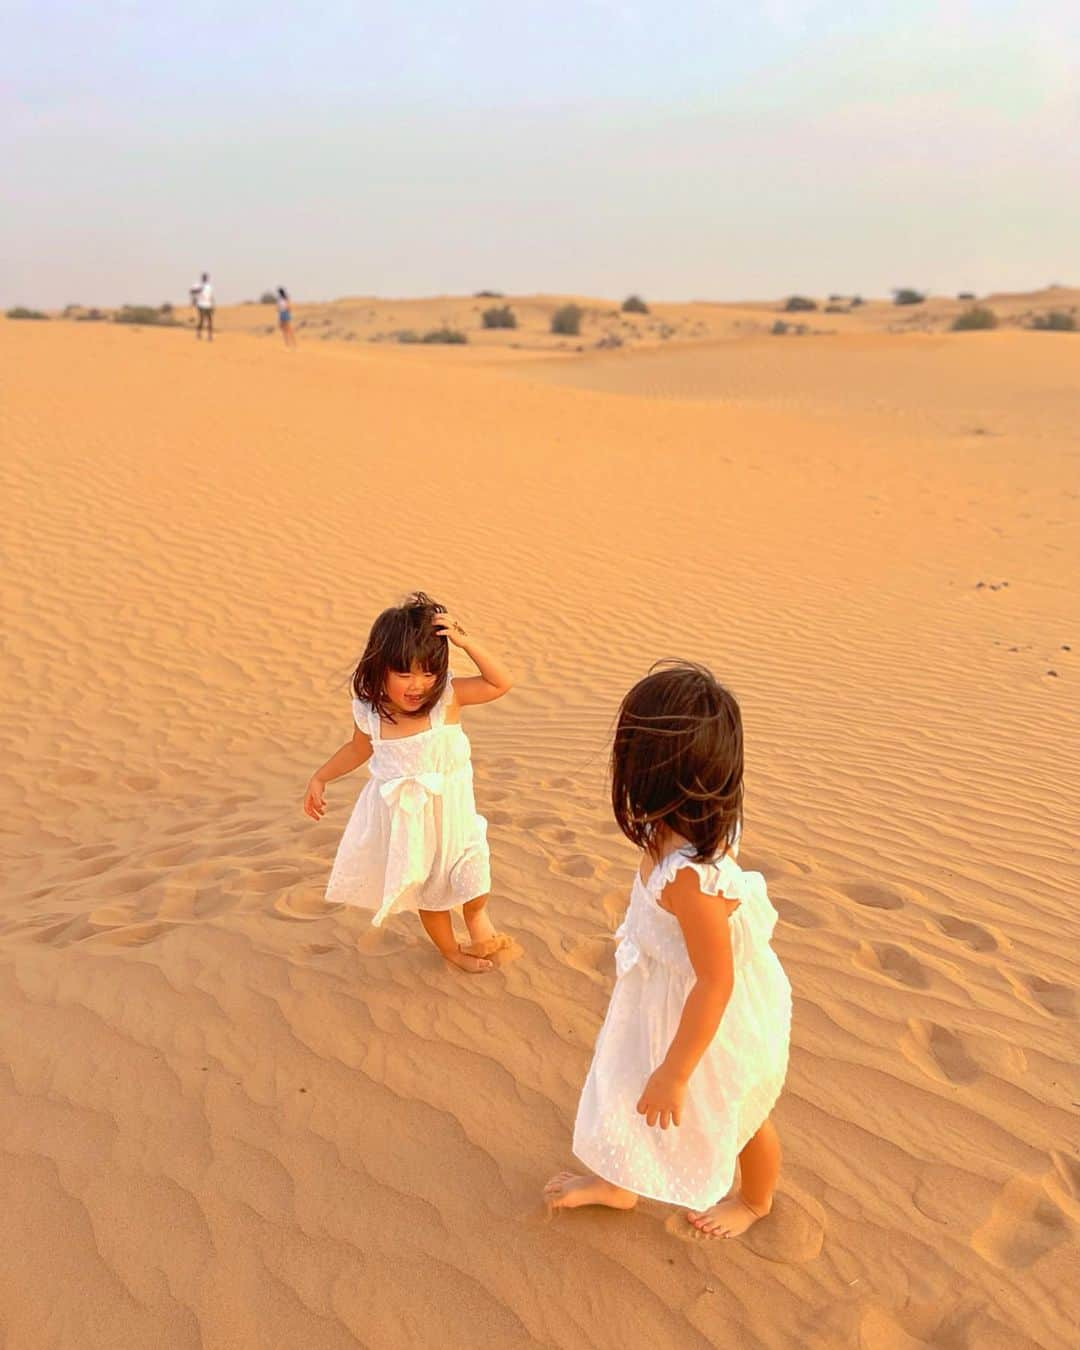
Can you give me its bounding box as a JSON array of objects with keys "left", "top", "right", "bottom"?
[
  {"left": 571, "top": 847, "right": 792, "bottom": 1209},
  {"left": 324, "top": 680, "right": 491, "bottom": 926}
]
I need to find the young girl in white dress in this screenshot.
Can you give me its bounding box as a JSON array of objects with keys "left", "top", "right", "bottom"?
[
  {"left": 545, "top": 661, "right": 792, "bottom": 1238},
  {"left": 304, "top": 593, "right": 513, "bottom": 974}
]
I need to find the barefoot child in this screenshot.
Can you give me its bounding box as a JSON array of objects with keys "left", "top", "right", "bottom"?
[
  {"left": 545, "top": 662, "right": 791, "bottom": 1237},
  {"left": 304, "top": 593, "right": 513, "bottom": 973}
]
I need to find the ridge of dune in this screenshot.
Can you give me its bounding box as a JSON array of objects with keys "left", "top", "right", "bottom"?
[{"left": 1, "top": 319, "right": 1077, "bottom": 1349}]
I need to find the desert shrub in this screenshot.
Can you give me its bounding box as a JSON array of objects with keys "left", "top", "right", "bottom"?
[
  {"left": 6, "top": 306, "right": 49, "bottom": 320},
  {"left": 395, "top": 330, "right": 420, "bottom": 343},
  {"left": 1029, "top": 310, "right": 1076, "bottom": 332},
  {"left": 893, "top": 288, "right": 926, "bottom": 306},
  {"left": 159, "top": 303, "right": 174, "bottom": 316},
  {"left": 850, "top": 295, "right": 865, "bottom": 307},
  {"left": 259, "top": 291, "right": 277, "bottom": 304},
  {"left": 551, "top": 304, "right": 584, "bottom": 336},
  {"left": 595, "top": 333, "right": 624, "bottom": 349},
  {"left": 771, "top": 320, "right": 790, "bottom": 335},
  {"left": 621, "top": 294, "right": 649, "bottom": 314},
  {"left": 957, "top": 291, "right": 976, "bottom": 301},
  {"left": 114, "top": 305, "right": 180, "bottom": 326},
  {"left": 824, "top": 303, "right": 848, "bottom": 314},
  {"left": 420, "top": 327, "right": 467, "bottom": 344},
  {"left": 481, "top": 305, "right": 517, "bottom": 329},
  {"left": 76, "top": 308, "right": 106, "bottom": 322},
  {"left": 951, "top": 306, "right": 998, "bottom": 331},
  {"left": 783, "top": 295, "right": 817, "bottom": 312},
  {"left": 474, "top": 289, "right": 503, "bottom": 298}
]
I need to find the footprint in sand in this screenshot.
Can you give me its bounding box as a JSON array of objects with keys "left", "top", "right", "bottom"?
[
  {"left": 776, "top": 899, "right": 821, "bottom": 929},
  {"left": 972, "top": 1175, "right": 1073, "bottom": 1269},
  {"left": 839, "top": 881, "right": 904, "bottom": 911},
  {"left": 271, "top": 889, "right": 335, "bottom": 921},
  {"left": 900, "top": 1018, "right": 980, "bottom": 1085},
  {"left": 855, "top": 941, "right": 929, "bottom": 989},
  {"left": 556, "top": 855, "right": 598, "bottom": 880},
  {"left": 665, "top": 1184, "right": 825, "bottom": 1263},
  {"left": 564, "top": 935, "right": 613, "bottom": 982},
  {"left": 1005, "top": 971, "right": 1077, "bottom": 1019},
  {"left": 934, "top": 913, "right": 999, "bottom": 952}
]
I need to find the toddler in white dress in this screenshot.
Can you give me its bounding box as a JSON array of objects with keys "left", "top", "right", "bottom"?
[
  {"left": 304, "top": 593, "right": 514, "bottom": 974},
  {"left": 545, "top": 661, "right": 792, "bottom": 1238}
]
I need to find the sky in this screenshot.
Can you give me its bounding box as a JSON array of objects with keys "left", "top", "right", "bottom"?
[{"left": 3, "top": 1, "right": 1078, "bottom": 307}]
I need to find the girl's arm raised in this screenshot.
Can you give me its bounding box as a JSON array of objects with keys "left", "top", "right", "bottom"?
[
  {"left": 433, "top": 613, "right": 513, "bottom": 706},
  {"left": 303, "top": 727, "right": 373, "bottom": 820},
  {"left": 636, "top": 867, "right": 736, "bottom": 1129}
]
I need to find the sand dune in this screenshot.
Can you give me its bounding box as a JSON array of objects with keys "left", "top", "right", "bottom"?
[{"left": 1, "top": 310, "right": 1078, "bottom": 1349}]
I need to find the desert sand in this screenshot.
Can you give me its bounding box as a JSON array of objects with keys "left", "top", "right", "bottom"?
[{"left": 1, "top": 294, "right": 1078, "bottom": 1349}]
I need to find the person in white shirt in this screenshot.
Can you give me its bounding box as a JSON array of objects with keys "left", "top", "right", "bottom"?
[{"left": 189, "top": 273, "right": 214, "bottom": 341}]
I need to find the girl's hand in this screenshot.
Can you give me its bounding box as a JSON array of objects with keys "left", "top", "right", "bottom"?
[
  {"left": 303, "top": 777, "right": 327, "bottom": 821},
  {"left": 433, "top": 613, "right": 469, "bottom": 648},
  {"left": 636, "top": 1067, "right": 687, "bottom": 1130}
]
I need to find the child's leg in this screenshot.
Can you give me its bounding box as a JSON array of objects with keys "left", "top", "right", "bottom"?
[
  {"left": 417, "top": 907, "right": 493, "bottom": 974},
  {"left": 544, "top": 1171, "right": 638, "bottom": 1212},
  {"left": 687, "top": 1117, "right": 780, "bottom": 1238}
]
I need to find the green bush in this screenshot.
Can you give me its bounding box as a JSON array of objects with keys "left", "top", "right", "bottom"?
[
  {"left": 76, "top": 308, "right": 106, "bottom": 322},
  {"left": 6, "top": 306, "right": 49, "bottom": 320},
  {"left": 957, "top": 291, "right": 976, "bottom": 301},
  {"left": 481, "top": 305, "right": 517, "bottom": 330},
  {"left": 850, "top": 295, "right": 865, "bottom": 307},
  {"left": 114, "top": 305, "right": 180, "bottom": 326},
  {"left": 551, "top": 304, "right": 584, "bottom": 336},
  {"left": 783, "top": 295, "right": 817, "bottom": 312},
  {"left": 621, "top": 294, "right": 649, "bottom": 314},
  {"left": 951, "top": 306, "right": 998, "bottom": 331},
  {"left": 420, "top": 327, "right": 468, "bottom": 344},
  {"left": 259, "top": 291, "right": 277, "bottom": 305},
  {"left": 893, "top": 288, "right": 926, "bottom": 306},
  {"left": 771, "top": 320, "right": 790, "bottom": 335},
  {"left": 1029, "top": 310, "right": 1077, "bottom": 332},
  {"left": 474, "top": 289, "right": 503, "bottom": 298}
]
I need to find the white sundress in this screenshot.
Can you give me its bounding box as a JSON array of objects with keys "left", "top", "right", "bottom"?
[
  {"left": 324, "top": 679, "right": 490, "bottom": 926},
  {"left": 572, "top": 846, "right": 792, "bottom": 1210}
]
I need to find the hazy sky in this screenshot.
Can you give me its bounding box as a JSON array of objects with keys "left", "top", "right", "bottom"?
[{"left": 4, "top": 1, "right": 1078, "bottom": 307}]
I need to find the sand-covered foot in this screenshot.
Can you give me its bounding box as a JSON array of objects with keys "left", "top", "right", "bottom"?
[
  {"left": 544, "top": 1171, "right": 638, "bottom": 1211},
  {"left": 461, "top": 932, "right": 513, "bottom": 959},
  {"left": 687, "top": 1195, "right": 771, "bottom": 1238},
  {"left": 443, "top": 947, "right": 494, "bottom": 974}
]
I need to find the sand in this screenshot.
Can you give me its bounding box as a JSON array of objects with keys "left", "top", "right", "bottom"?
[{"left": 1, "top": 297, "right": 1078, "bottom": 1349}]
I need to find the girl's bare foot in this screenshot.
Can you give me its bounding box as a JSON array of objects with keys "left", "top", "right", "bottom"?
[
  {"left": 462, "top": 902, "right": 511, "bottom": 959},
  {"left": 443, "top": 946, "right": 494, "bottom": 974},
  {"left": 687, "top": 1194, "right": 771, "bottom": 1238},
  {"left": 544, "top": 1171, "right": 638, "bottom": 1211},
  {"left": 461, "top": 933, "right": 513, "bottom": 959}
]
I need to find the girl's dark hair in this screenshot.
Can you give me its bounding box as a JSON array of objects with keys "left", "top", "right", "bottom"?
[
  {"left": 278, "top": 286, "right": 288, "bottom": 299},
  {"left": 611, "top": 661, "right": 743, "bottom": 863},
  {"left": 351, "top": 592, "right": 449, "bottom": 723}
]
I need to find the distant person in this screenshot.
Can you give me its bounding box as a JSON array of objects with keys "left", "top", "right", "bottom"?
[
  {"left": 276, "top": 287, "right": 296, "bottom": 349},
  {"left": 189, "top": 272, "right": 214, "bottom": 341},
  {"left": 545, "top": 662, "right": 791, "bottom": 1242}
]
